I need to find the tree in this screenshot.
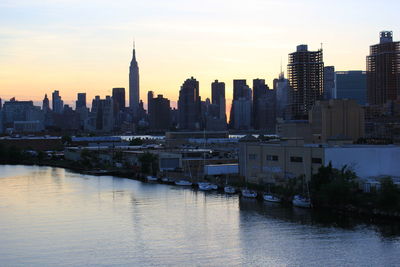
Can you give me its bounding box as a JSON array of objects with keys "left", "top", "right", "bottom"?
[
  {"left": 138, "top": 152, "right": 158, "bottom": 174},
  {"left": 129, "top": 138, "right": 143, "bottom": 146}
]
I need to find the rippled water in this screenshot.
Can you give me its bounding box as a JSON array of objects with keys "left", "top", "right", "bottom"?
[{"left": 0, "top": 165, "right": 399, "bottom": 266}]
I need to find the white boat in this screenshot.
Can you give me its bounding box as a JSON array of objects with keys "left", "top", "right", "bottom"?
[
  {"left": 198, "top": 182, "right": 213, "bottom": 191},
  {"left": 198, "top": 182, "right": 218, "bottom": 191},
  {"left": 224, "top": 186, "right": 236, "bottom": 194},
  {"left": 146, "top": 175, "right": 158, "bottom": 182},
  {"left": 263, "top": 194, "right": 281, "bottom": 203},
  {"left": 292, "top": 195, "right": 311, "bottom": 208},
  {"left": 241, "top": 189, "right": 257, "bottom": 198},
  {"left": 175, "top": 180, "right": 192, "bottom": 186},
  {"left": 161, "top": 177, "right": 173, "bottom": 183}
]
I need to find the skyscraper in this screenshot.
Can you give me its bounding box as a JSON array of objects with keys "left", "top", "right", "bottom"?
[
  {"left": 324, "top": 66, "right": 335, "bottom": 100},
  {"left": 148, "top": 93, "right": 171, "bottom": 131},
  {"left": 76, "top": 93, "right": 86, "bottom": 109},
  {"left": 129, "top": 42, "right": 140, "bottom": 116},
  {"left": 112, "top": 88, "right": 126, "bottom": 112},
  {"left": 178, "top": 77, "right": 201, "bottom": 130},
  {"left": 367, "top": 31, "right": 400, "bottom": 105},
  {"left": 52, "top": 90, "right": 64, "bottom": 114},
  {"left": 42, "top": 94, "right": 50, "bottom": 112},
  {"left": 288, "top": 44, "right": 324, "bottom": 119},
  {"left": 211, "top": 80, "right": 226, "bottom": 121},
  {"left": 336, "top": 71, "right": 367, "bottom": 105},
  {"left": 274, "top": 72, "right": 290, "bottom": 119},
  {"left": 229, "top": 79, "right": 252, "bottom": 129}
]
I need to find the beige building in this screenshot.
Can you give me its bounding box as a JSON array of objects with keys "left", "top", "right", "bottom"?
[
  {"left": 239, "top": 137, "right": 400, "bottom": 186},
  {"left": 277, "top": 99, "right": 365, "bottom": 143}
]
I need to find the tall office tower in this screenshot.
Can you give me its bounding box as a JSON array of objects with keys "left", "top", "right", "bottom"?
[
  {"left": 274, "top": 72, "right": 290, "bottom": 119},
  {"left": 147, "top": 91, "right": 154, "bottom": 114},
  {"left": 42, "top": 94, "right": 50, "bottom": 112},
  {"left": 86, "top": 96, "right": 114, "bottom": 132},
  {"left": 253, "top": 79, "right": 276, "bottom": 132},
  {"left": 211, "top": 80, "right": 226, "bottom": 121},
  {"left": 52, "top": 90, "right": 64, "bottom": 113},
  {"left": 129, "top": 43, "right": 140, "bottom": 116},
  {"left": 253, "top": 79, "right": 267, "bottom": 129},
  {"left": 148, "top": 93, "right": 172, "bottom": 131},
  {"left": 324, "top": 66, "right": 335, "bottom": 99},
  {"left": 0, "top": 98, "right": 2, "bottom": 110},
  {"left": 76, "top": 93, "right": 87, "bottom": 109},
  {"left": 229, "top": 79, "right": 252, "bottom": 129},
  {"left": 178, "top": 77, "right": 201, "bottom": 130},
  {"left": 336, "top": 71, "right": 367, "bottom": 105},
  {"left": 112, "top": 88, "right": 126, "bottom": 112},
  {"left": 288, "top": 44, "right": 324, "bottom": 119},
  {"left": 367, "top": 31, "right": 400, "bottom": 105}
]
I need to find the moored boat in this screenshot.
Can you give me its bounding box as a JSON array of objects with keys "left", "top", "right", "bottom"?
[
  {"left": 241, "top": 189, "right": 257, "bottom": 198},
  {"left": 263, "top": 194, "right": 281, "bottom": 203},
  {"left": 198, "top": 182, "right": 213, "bottom": 191},
  {"left": 175, "top": 180, "right": 193, "bottom": 186},
  {"left": 292, "top": 195, "right": 311, "bottom": 208},
  {"left": 224, "top": 186, "right": 236, "bottom": 194},
  {"left": 161, "top": 177, "right": 173, "bottom": 183},
  {"left": 146, "top": 175, "right": 158, "bottom": 182}
]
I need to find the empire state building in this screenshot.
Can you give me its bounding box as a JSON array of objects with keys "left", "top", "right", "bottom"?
[{"left": 129, "top": 42, "right": 139, "bottom": 115}]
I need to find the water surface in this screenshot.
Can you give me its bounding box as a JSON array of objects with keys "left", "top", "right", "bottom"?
[{"left": 0, "top": 165, "right": 399, "bottom": 266}]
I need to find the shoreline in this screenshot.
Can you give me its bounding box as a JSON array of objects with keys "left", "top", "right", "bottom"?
[{"left": 2, "top": 161, "right": 400, "bottom": 223}]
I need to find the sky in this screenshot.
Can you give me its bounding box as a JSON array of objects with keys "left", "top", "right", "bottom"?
[{"left": 0, "top": 0, "right": 399, "bottom": 107}]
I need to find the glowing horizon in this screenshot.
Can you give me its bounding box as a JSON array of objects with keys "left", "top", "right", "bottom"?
[{"left": 1, "top": 0, "right": 399, "bottom": 107}]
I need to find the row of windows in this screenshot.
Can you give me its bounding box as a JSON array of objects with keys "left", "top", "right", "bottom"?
[{"left": 248, "top": 154, "right": 322, "bottom": 164}]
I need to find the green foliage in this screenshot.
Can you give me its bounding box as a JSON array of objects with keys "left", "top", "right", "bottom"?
[
  {"left": 377, "top": 178, "right": 400, "bottom": 211},
  {"left": 310, "top": 163, "right": 358, "bottom": 208},
  {"left": 61, "top": 135, "right": 72, "bottom": 145},
  {"left": 0, "top": 144, "right": 26, "bottom": 164},
  {"left": 138, "top": 152, "right": 158, "bottom": 174}
]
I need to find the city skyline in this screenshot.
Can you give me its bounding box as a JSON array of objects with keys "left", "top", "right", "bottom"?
[{"left": 1, "top": 0, "right": 399, "bottom": 104}]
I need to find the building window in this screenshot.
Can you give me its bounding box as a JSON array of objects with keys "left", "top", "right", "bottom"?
[
  {"left": 249, "top": 154, "right": 257, "bottom": 160},
  {"left": 290, "top": 156, "right": 303, "bottom": 163},
  {"left": 312, "top": 158, "right": 322, "bottom": 164},
  {"left": 266, "top": 155, "right": 279, "bottom": 161}
]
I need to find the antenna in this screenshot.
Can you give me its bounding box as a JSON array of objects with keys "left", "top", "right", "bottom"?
[
  {"left": 133, "top": 38, "right": 135, "bottom": 49},
  {"left": 320, "top": 42, "right": 323, "bottom": 50}
]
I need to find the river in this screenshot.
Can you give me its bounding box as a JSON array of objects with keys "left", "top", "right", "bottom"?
[{"left": 0, "top": 165, "right": 399, "bottom": 266}]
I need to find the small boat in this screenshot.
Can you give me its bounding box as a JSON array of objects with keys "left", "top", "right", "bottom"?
[
  {"left": 224, "top": 186, "right": 236, "bottom": 194},
  {"left": 263, "top": 194, "right": 281, "bottom": 203},
  {"left": 292, "top": 195, "right": 311, "bottom": 208},
  {"left": 241, "top": 189, "right": 257, "bottom": 198},
  {"left": 198, "top": 182, "right": 213, "bottom": 191},
  {"left": 175, "top": 180, "right": 192, "bottom": 186},
  {"left": 161, "top": 177, "right": 173, "bottom": 183},
  {"left": 210, "top": 184, "right": 218, "bottom": 190},
  {"left": 146, "top": 175, "right": 158, "bottom": 182}
]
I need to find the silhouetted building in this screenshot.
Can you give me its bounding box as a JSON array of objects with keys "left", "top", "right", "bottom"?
[
  {"left": 0, "top": 98, "right": 3, "bottom": 110},
  {"left": 324, "top": 66, "right": 335, "bottom": 99},
  {"left": 2, "top": 99, "right": 44, "bottom": 132},
  {"left": 230, "top": 79, "right": 252, "bottom": 129},
  {"left": 178, "top": 77, "right": 201, "bottom": 130},
  {"left": 253, "top": 79, "right": 275, "bottom": 131},
  {"left": 85, "top": 96, "right": 114, "bottom": 132},
  {"left": 129, "top": 43, "right": 140, "bottom": 116},
  {"left": 211, "top": 80, "right": 226, "bottom": 122},
  {"left": 112, "top": 88, "right": 125, "bottom": 112},
  {"left": 274, "top": 72, "right": 290, "bottom": 119},
  {"left": 42, "top": 94, "right": 50, "bottom": 112},
  {"left": 52, "top": 90, "right": 64, "bottom": 114},
  {"left": 367, "top": 31, "right": 400, "bottom": 105},
  {"left": 288, "top": 44, "right": 324, "bottom": 119},
  {"left": 336, "top": 71, "right": 367, "bottom": 105},
  {"left": 148, "top": 93, "right": 171, "bottom": 131},
  {"left": 76, "top": 93, "right": 86, "bottom": 109}
]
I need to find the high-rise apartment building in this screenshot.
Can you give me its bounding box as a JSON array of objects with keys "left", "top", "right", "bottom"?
[
  {"left": 178, "top": 77, "right": 201, "bottom": 130},
  {"left": 367, "top": 31, "right": 400, "bottom": 105},
  {"left": 336, "top": 71, "right": 367, "bottom": 105},
  {"left": 129, "top": 43, "right": 140, "bottom": 116},
  {"left": 76, "top": 93, "right": 86, "bottom": 109},
  {"left": 85, "top": 96, "right": 114, "bottom": 132},
  {"left": 288, "top": 44, "right": 324, "bottom": 119},
  {"left": 211, "top": 80, "right": 226, "bottom": 122}
]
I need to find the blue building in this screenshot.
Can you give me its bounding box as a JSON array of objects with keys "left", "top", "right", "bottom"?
[{"left": 335, "top": 71, "right": 367, "bottom": 105}]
